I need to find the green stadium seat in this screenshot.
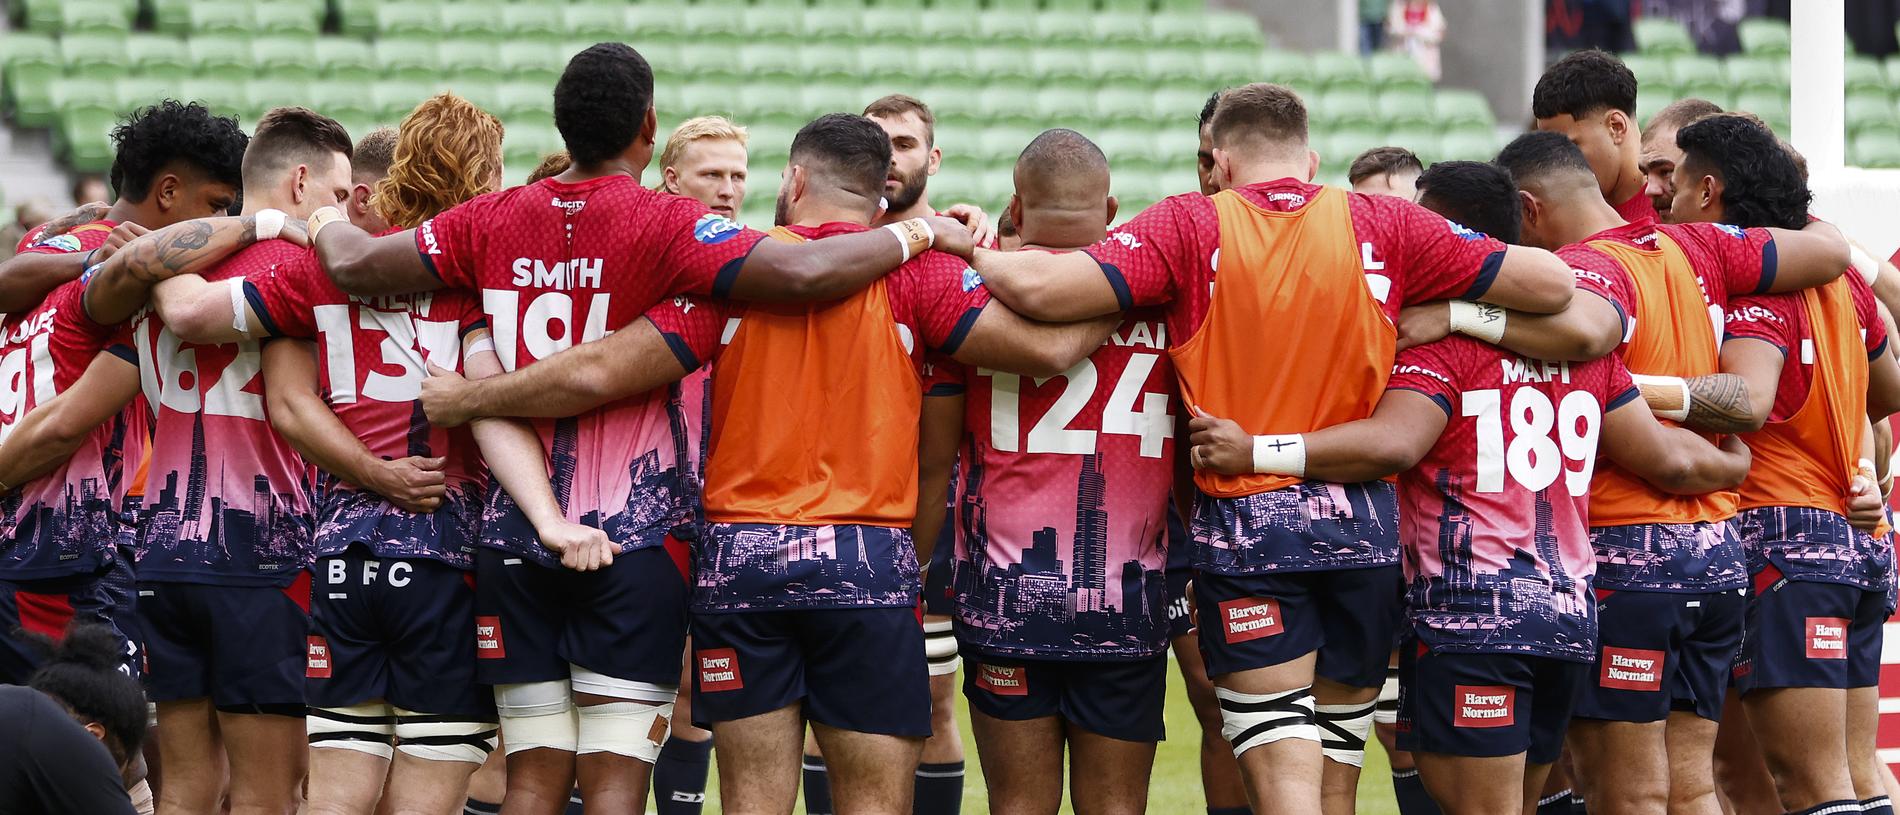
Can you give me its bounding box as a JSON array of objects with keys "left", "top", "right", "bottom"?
[
  {"left": 50, "top": 76, "right": 117, "bottom": 111},
  {"left": 675, "top": 45, "right": 742, "bottom": 81},
  {"left": 1737, "top": 17, "right": 1791, "bottom": 56},
  {"left": 373, "top": 80, "right": 439, "bottom": 120},
  {"left": 929, "top": 0, "right": 981, "bottom": 12},
  {"left": 177, "top": 77, "right": 250, "bottom": 121},
  {"left": 1201, "top": 11, "right": 1266, "bottom": 51},
  {"left": 1378, "top": 90, "right": 1435, "bottom": 128},
  {"left": 739, "top": 6, "right": 804, "bottom": 40},
  {"left": 739, "top": 44, "right": 802, "bottom": 81},
  {"left": 449, "top": 80, "right": 503, "bottom": 116},
  {"left": 870, "top": 0, "right": 926, "bottom": 10},
  {"left": 1314, "top": 89, "right": 1378, "bottom": 130},
  {"left": 1031, "top": 47, "right": 1093, "bottom": 83},
  {"left": 503, "top": 4, "right": 567, "bottom": 42},
  {"left": 809, "top": 0, "right": 867, "bottom": 12},
  {"left": 1724, "top": 57, "right": 1786, "bottom": 92},
  {"left": 1382, "top": 127, "right": 1438, "bottom": 163},
  {"left": 971, "top": 45, "right": 1031, "bottom": 81},
  {"left": 918, "top": 10, "right": 979, "bottom": 45},
  {"left": 254, "top": 2, "right": 321, "bottom": 37},
  {"left": 1154, "top": 0, "right": 1199, "bottom": 14},
  {"left": 374, "top": 1, "right": 438, "bottom": 38},
  {"left": 1846, "top": 56, "right": 1887, "bottom": 94},
  {"left": 496, "top": 81, "right": 551, "bottom": 122},
  {"left": 3, "top": 51, "right": 61, "bottom": 127},
  {"left": 121, "top": 32, "right": 188, "bottom": 79},
  {"left": 1031, "top": 13, "right": 1095, "bottom": 48},
  {"left": 441, "top": 3, "right": 506, "bottom": 41},
  {"left": 862, "top": 8, "right": 924, "bottom": 42},
  {"left": 57, "top": 0, "right": 130, "bottom": 33},
  {"left": 855, "top": 44, "right": 917, "bottom": 84},
  {"left": 1323, "top": 128, "right": 1385, "bottom": 169},
  {"left": 1731, "top": 88, "right": 1790, "bottom": 132},
  {"left": 1202, "top": 50, "right": 1259, "bottom": 87},
  {"left": 1091, "top": 86, "right": 1150, "bottom": 125},
  {"left": 1088, "top": 13, "right": 1153, "bottom": 49},
  {"left": 1852, "top": 133, "right": 1900, "bottom": 168},
  {"left": 58, "top": 104, "right": 119, "bottom": 173},
  {"left": 1034, "top": 86, "right": 1095, "bottom": 124},
  {"left": 1087, "top": 47, "right": 1148, "bottom": 83},
  {"left": 563, "top": 3, "right": 630, "bottom": 40},
  {"left": 188, "top": 34, "right": 252, "bottom": 75},
  {"left": 316, "top": 38, "right": 378, "bottom": 82},
  {"left": 14, "top": 0, "right": 60, "bottom": 32},
  {"left": 374, "top": 38, "right": 441, "bottom": 82},
  {"left": 1846, "top": 92, "right": 1898, "bottom": 137},
  {"left": 1436, "top": 129, "right": 1496, "bottom": 162},
  {"left": 1151, "top": 87, "right": 1206, "bottom": 122},
  {"left": 800, "top": 9, "right": 861, "bottom": 42},
  {"left": 504, "top": 122, "right": 563, "bottom": 170},
  {"left": 1143, "top": 49, "right": 1202, "bottom": 85},
  {"left": 335, "top": 0, "right": 379, "bottom": 37},
  {"left": 113, "top": 75, "right": 172, "bottom": 111},
  {"left": 1149, "top": 15, "right": 1200, "bottom": 48},
  {"left": 1094, "top": 127, "right": 1159, "bottom": 169},
  {"left": 441, "top": 39, "right": 506, "bottom": 83},
  {"left": 1634, "top": 17, "right": 1695, "bottom": 55},
  {"left": 737, "top": 81, "right": 808, "bottom": 121},
  {"left": 974, "top": 124, "right": 1037, "bottom": 162},
  {"left": 305, "top": 81, "right": 378, "bottom": 124},
  {"left": 1097, "top": 0, "right": 1149, "bottom": 13},
  {"left": 622, "top": 4, "right": 688, "bottom": 42},
  {"left": 801, "top": 44, "right": 858, "bottom": 82},
  {"left": 1256, "top": 51, "right": 1312, "bottom": 88},
  {"left": 61, "top": 32, "right": 132, "bottom": 79},
  {"left": 1433, "top": 89, "right": 1495, "bottom": 130},
  {"left": 1883, "top": 57, "right": 1900, "bottom": 91},
  {"left": 1368, "top": 52, "right": 1432, "bottom": 93},
  {"left": 801, "top": 82, "right": 862, "bottom": 115},
  {"left": 1634, "top": 83, "right": 1675, "bottom": 127},
  {"left": 978, "top": 80, "right": 1041, "bottom": 125},
  {"left": 181, "top": 0, "right": 252, "bottom": 36},
  {"left": 254, "top": 36, "right": 323, "bottom": 81},
  {"left": 1620, "top": 53, "right": 1670, "bottom": 89},
  {"left": 1309, "top": 51, "right": 1370, "bottom": 93},
  {"left": 975, "top": 11, "right": 1039, "bottom": 47},
  {"left": 249, "top": 78, "right": 323, "bottom": 121}
]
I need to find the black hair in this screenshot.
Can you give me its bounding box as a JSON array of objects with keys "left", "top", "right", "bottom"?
[
  {"left": 1494, "top": 131, "right": 1595, "bottom": 189},
  {"left": 28, "top": 624, "right": 147, "bottom": 767},
  {"left": 554, "top": 43, "right": 655, "bottom": 167},
  {"left": 1198, "top": 89, "right": 1222, "bottom": 130},
  {"left": 1675, "top": 114, "right": 1811, "bottom": 230},
  {"left": 1416, "top": 160, "right": 1522, "bottom": 244},
  {"left": 790, "top": 113, "right": 894, "bottom": 197},
  {"left": 1532, "top": 49, "right": 1637, "bottom": 119},
  {"left": 108, "top": 99, "right": 247, "bottom": 203}
]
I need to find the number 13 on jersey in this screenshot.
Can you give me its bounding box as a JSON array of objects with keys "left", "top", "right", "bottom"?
[{"left": 979, "top": 352, "right": 1176, "bottom": 458}]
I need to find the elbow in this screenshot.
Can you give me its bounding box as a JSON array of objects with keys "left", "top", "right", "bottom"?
[
  {"left": 1377, "top": 440, "right": 1431, "bottom": 476},
  {"left": 1023, "top": 345, "right": 1088, "bottom": 378},
  {"left": 1646, "top": 451, "right": 1706, "bottom": 495},
  {"left": 157, "top": 298, "right": 223, "bottom": 344},
  {"left": 43, "top": 413, "right": 91, "bottom": 453}
]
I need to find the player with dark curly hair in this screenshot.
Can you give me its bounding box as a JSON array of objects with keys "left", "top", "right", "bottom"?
[
  {"left": 1671, "top": 114, "right": 1812, "bottom": 232},
  {"left": 1533, "top": 50, "right": 1655, "bottom": 225},
  {"left": 28, "top": 623, "right": 152, "bottom": 807}
]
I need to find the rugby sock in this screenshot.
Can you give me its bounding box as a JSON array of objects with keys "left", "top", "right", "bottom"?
[
  {"left": 463, "top": 800, "right": 500, "bottom": 815},
  {"left": 1207, "top": 808, "right": 1254, "bottom": 815},
  {"left": 1571, "top": 793, "right": 1588, "bottom": 814},
  {"left": 1391, "top": 768, "right": 1443, "bottom": 815},
  {"left": 652, "top": 735, "right": 714, "bottom": 814},
  {"left": 564, "top": 790, "right": 583, "bottom": 815},
  {"left": 1789, "top": 802, "right": 1866, "bottom": 815},
  {"left": 914, "top": 761, "right": 965, "bottom": 815},
  {"left": 803, "top": 753, "right": 833, "bottom": 815},
  {"left": 1861, "top": 798, "right": 1895, "bottom": 815},
  {"left": 1538, "top": 789, "right": 1574, "bottom": 815}
]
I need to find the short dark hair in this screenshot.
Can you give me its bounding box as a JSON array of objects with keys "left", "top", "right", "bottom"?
[
  {"left": 1494, "top": 131, "right": 1595, "bottom": 189},
  {"left": 554, "top": 43, "right": 655, "bottom": 166},
  {"left": 241, "top": 107, "right": 352, "bottom": 185},
  {"left": 352, "top": 126, "right": 399, "bottom": 180},
  {"left": 1198, "top": 90, "right": 1222, "bottom": 131},
  {"left": 1417, "top": 161, "right": 1522, "bottom": 244},
  {"left": 1532, "top": 49, "right": 1637, "bottom": 119},
  {"left": 790, "top": 113, "right": 893, "bottom": 197},
  {"left": 108, "top": 99, "right": 247, "bottom": 203},
  {"left": 28, "top": 624, "right": 147, "bottom": 767},
  {"left": 863, "top": 94, "right": 935, "bottom": 147},
  {"left": 1645, "top": 98, "right": 1723, "bottom": 137},
  {"left": 1348, "top": 146, "right": 1423, "bottom": 186},
  {"left": 1209, "top": 83, "right": 1308, "bottom": 155},
  {"left": 1676, "top": 113, "right": 1810, "bottom": 230}
]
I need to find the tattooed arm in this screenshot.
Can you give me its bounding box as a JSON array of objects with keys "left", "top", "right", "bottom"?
[
  {"left": 1637, "top": 372, "right": 1762, "bottom": 435},
  {"left": 81, "top": 215, "right": 306, "bottom": 325}
]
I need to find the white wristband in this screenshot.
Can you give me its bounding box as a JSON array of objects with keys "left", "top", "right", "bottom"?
[
  {"left": 1859, "top": 458, "right": 1878, "bottom": 477},
  {"left": 883, "top": 222, "right": 913, "bottom": 263},
  {"left": 1448, "top": 300, "right": 1507, "bottom": 344},
  {"left": 1252, "top": 434, "right": 1306, "bottom": 477},
  {"left": 1852, "top": 244, "right": 1880, "bottom": 286},
  {"left": 253, "top": 208, "right": 286, "bottom": 242},
  {"left": 1631, "top": 373, "right": 1691, "bottom": 422},
  {"left": 228, "top": 278, "right": 250, "bottom": 335}
]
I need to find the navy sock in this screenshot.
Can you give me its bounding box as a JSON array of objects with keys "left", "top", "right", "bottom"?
[
  {"left": 1392, "top": 768, "right": 1443, "bottom": 815},
  {"left": 1863, "top": 797, "right": 1895, "bottom": 815},
  {"left": 1207, "top": 808, "right": 1254, "bottom": 815},
  {"left": 652, "top": 735, "right": 714, "bottom": 815},
  {"left": 913, "top": 761, "right": 964, "bottom": 815},
  {"left": 564, "top": 789, "right": 584, "bottom": 815},
  {"left": 463, "top": 800, "right": 500, "bottom": 815},
  {"left": 1572, "top": 793, "right": 1588, "bottom": 814},
  {"left": 1788, "top": 801, "right": 1865, "bottom": 815},
  {"left": 803, "top": 754, "right": 833, "bottom": 815},
  {"left": 1538, "top": 789, "right": 1574, "bottom": 815}
]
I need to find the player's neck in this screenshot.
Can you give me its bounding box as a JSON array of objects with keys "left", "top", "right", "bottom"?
[
  {"left": 557, "top": 158, "right": 644, "bottom": 185},
  {"left": 1018, "top": 213, "right": 1104, "bottom": 252},
  {"left": 105, "top": 199, "right": 145, "bottom": 227},
  {"left": 1553, "top": 193, "right": 1628, "bottom": 246},
  {"left": 879, "top": 195, "right": 932, "bottom": 224},
  {"left": 788, "top": 203, "right": 872, "bottom": 230},
  {"left": 1224, "top": 159, "right": 1312, "bottom": 190},
  {"left": 1606, "top": 163, "right": 1645, "bottom": 210}
]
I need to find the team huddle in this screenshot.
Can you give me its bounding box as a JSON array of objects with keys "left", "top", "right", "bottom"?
[{"left": 0, "top": 36, "right": 1893, "bottom": 815}]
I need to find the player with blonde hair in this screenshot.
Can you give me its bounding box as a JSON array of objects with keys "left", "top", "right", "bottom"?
[{"left": 658, "top": 116, "right": 748, "bottom": 221}]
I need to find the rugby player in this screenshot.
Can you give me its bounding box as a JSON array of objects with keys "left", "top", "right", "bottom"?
[
  {"left": 1672, "top": 114, "right": 1900, "bottom": 815},
  {"left": 305, "top": 45, "right": 975, "bottom": 814},
  {"left": 953, "top": 83, "right": 1577, "bottom": 815},
  {"left": 658, "top": 116, "right": 747, "bottom": 220},
  {"left": 344, "top": 126, "right": 397, "bottom": 233},
  {"left": 144, "top": 93, "right": 509, "bottom": 815},
  {"left": 1196, "top": 91, "right": 1222, "bottom": 197},
  {"left": 1639, "top": 98, "right": 1722, "bottom": 223},
  {"left": 1532, "top": 50, "right": 1660, "bottom": 224},
  {"left": 922, "top": 128, "right": 1174, "bottom": 815},
  {"left": 1348, "top": 147, "right": 1424, "bottom": 199}
]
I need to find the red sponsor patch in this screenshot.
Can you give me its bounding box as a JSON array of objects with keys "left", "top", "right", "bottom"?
[
  {"left": 14, "top": 591, "right": 74, "bottom": 639},
  {"left": 1218, "top": 597, "right": 1284, "bottom": 644},
  {"left": 1451, "top": 684, "right": 1514, "bottom": 728},
  {"left": 474, "top": 615, "right": 505, "bottom": 659},
  {"left": 697, "top": 648, "right": 743, "bottom": 691},
  {"left": 1805, "top": 616, "right": 1850, "bottom": 660},
  {"left": 306, "top": 636, "right": 332, "bottom": 679},
  {"left": 975, "top": 664, "right": 1029, "bottom": 697},
  {"left": 1598, "top": 646, "right": 1666, "bottom": 691}
]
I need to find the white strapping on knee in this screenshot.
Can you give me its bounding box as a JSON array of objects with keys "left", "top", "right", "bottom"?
[
  {"left": 577, "top": 700, "right": 674, "bottom": 763},
  {"left": 923, "top": 622, "right": 961, "bottom": 676},
  {"left": 392, "top": 708, "right": 499, "bottom": 764},
  {"left": 568, "top": 665, "right": 679, "bottom": 704},
  {"left": 1215, "top": 686, "right": 1317, "bottom": 758},
  {"left": 1373, "top": 669, "right": 1400, "bottom": 725},
  {"left": 309, "top": 701, "right": 397, "bottom": 759},
  {"left": 495, "top": 681, "right": 578, "bottom": 755},
  {"left": 1316, "top": 701, "right": 1377, "bottom": 767}
]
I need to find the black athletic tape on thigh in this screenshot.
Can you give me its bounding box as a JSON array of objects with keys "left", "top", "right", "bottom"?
[
  {"left": 308, "top": 731, "right": 396, "bottom": 745},
  {"left": 307, "top": 709, "right": 399, "bottom": 726},
  {"left": 1316, "top": 702, "right": 1376, "bottom": 752},
  {"left": 1221, "top": 689, "right": 1315, "bottom": 747},
  {"left": 398, "top": 730, "right": 502, "bottom": 748}
]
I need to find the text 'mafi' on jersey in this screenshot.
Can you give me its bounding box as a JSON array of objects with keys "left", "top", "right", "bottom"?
[
  {"left": 1388, "top": 336, "right": 1636, "bottom": 660},
  {"left": 132, "top": 241, "right": 313, "bottom": 586},
  {"left": 1082, "top": 179, "right": 1508, "bottom": 575},
  {"left": 249, "top": 243, "right": 490, "bottom": 568},
  {"left": 414, "top": 176, "right": 766, "bottom": 566}
]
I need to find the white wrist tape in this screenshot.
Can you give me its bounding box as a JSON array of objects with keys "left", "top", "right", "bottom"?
[
  {"left": 884, "top": 222, "right": 913, "bottom": 263},
  {"left": 253, "top": 208, "right": 286, "bottom": 242},
  {"left": 465, "top": 335, "right": 495, "bottom": 359},
  {"left": 1852, "top": 244, "right": 1880, "bottom": 286},
  {"left": 1252, "top": 434, "right": 1306, "bottom": 477},
  {"left": 1448, "top": 300, "right": 1507, "bottom": 344},
  {"left": 1631, "top": 373, "right": 1691, "bottom": 422},
  {"left": 1860, "top": 458, "right": 1878, "bottom": 477},
  {"left": 228, "top": 278, "right": 250, "bottom": 335}
]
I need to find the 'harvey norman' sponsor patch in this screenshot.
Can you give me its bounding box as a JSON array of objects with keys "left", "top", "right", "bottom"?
[{"left": 1218, "top": 597, "right": 1285, "bottom": 643}]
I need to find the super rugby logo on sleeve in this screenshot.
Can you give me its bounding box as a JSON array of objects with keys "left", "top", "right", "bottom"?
[
  {"left": 961, "top": 267, "right": 984, "bottom": 292},
  {"left": 306, "top": 636, "right": 332, "bottom": 678},
  {"left": 976, "top": 664, "right": 1029, "bottom": 696},
  {"left": 692, "top": 213, "right": 743, "bottom": 245},
  {"left": 1218, "top": 597, "right": 1284, "bottom": 643},
  {"left": 474, "top": 615, "right": 505, "bottom": 659},
  {"left": 1446, "top": 220, "right": 1487, "bottom": 241},
  {"left": 1805, "top": 617, "right": 1850, "bottom": 659},
  {"left": 1452, "top": 685, "right": 1514, "bottom": 728},
  {"left": 30, "top": 233, "right": 81, "bottom": 252},
  {"left": 1598, "top": 646, "right": 1665, "bottom": 691},
  {"left": 697, "top": 648, "right": 743, "bottom": 691}
]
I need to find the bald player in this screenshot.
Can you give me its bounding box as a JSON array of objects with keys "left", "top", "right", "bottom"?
[
  {"left": 925, "top": 129, "right": 1176, "bottom": 815},
  {"left": 346, "top": 126, "right": 397, "bottom": 233},
  {"left": 1533, "top": 49, "right": 1658, "bottom": 224},
  {"left": 1640, "top": 98, "right": 1723, "bottom": 222}
]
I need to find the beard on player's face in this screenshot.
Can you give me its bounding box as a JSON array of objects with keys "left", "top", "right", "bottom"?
[
  {"left": 773, "top": 183, "right": 791, "bottom": 228},
  {"left": 885, "top": 164, "right": 927, "bottom": 214}
]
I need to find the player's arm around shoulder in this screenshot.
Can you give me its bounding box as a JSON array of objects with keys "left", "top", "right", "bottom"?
[
  {"left": 965, "top": 247, "right": 1124, "bottom": 323},
  {"left": 1759, "top": 219, "right": 1851, "bottom": 294},
  {"left": 85, "top": 213, "right": 303, "bottom": 326},
  {"left": 1601, "top": 374, "right": 1752, "bottom": 495},
  {"left": 309, "top": 207, "right": 439, "bottom": 297},
  {"left": 1471, "top": 244, "right": 1574, "bottom": 314},
  {"left": 951, "top": 300, "right": 1120, "bottom": 378},
  {"left": 0, "top": 350, "right": 139, "bottom": 493},
  {"left": 149, "top": 274, "right": 268, "bottom": 345},
  {"left": 725, "top": 215, "right": 973, "bottom": 302}
]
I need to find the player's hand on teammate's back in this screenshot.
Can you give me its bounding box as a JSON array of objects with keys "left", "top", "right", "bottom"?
[
  {"left": 939, "top": 203, "right": 996, "bottom": 249},
  {"left": 1396, "top": 301, "right": 1453, "bottom": 351},
  {"left": 371, "top": 455, "right": 447, "bottom": 514},
  {"left": 539, "top": 521, "right": 615, "bottom": 572},
  {"left": 272, "top": 218, "right": 311, "bottom": 248},
  {"left": 38, "top": 201, "right": 111, "bottom": 241},
  {"left": 1847, "top": 466, "right": 1886, "bottom": 533},
  {"left": 419, "top": 363, "right": 476, "bottom": 428},
  {"left": 94, "top": 222, "right": 150, "bottom": 262},
  {"left": 923, "top": 215, "right": 979, "bottom": 260},
  {"left": 1187, "top": 414, "right": 1254, "bottom": 475}
]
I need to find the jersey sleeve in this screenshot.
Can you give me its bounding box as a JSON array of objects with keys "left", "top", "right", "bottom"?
[
  {"left": 243, "top": 252, "right": 324, "bottom": 339},
  {"left": 1676, "top": 222, "right": 1777, "bottom": 300},
  {"left": 1387, "top": 340, "right": 1463, "bottom": 416},
  {"left": 894, "top": 252, "right": 993, "bottom": 355},
  {"left": 1557, "top": 244, "right": 1637, "bottom": 334},
  {"left": 1373, "top": 196, "right": 1509, "bottom": 305},
  {"left": 49, "top": 280, "right": 119, "bottom": 349},
  {"left": 1596, "top": 355, "right": 1642, "bottom": 413},
  {"left": 922, "top": 353, "right": 967, "bottom": 397},
  {"left": 1082, "top": 195, "right": 1209, "bottom": 310},
  {"left": 14, "top": 222, "right": 108, "bottom": 256},
  {"left": 1849, "top": 273, "right": 1890, "bottom": 359},
  {"left": 643, "top": 294, "right": 729, "bottom": 370},
  {"left": 415, "top": 200, "right": 485, "bottom": 289},
  {"left": 1723, "top": 292, "right": 1800, "bottom": 353},
  {"left": 650, "top": 199, "right": 769, "bottom": 299}
]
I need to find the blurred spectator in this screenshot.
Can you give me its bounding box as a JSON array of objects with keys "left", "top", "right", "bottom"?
[
  {"left": 71, "top": 175, "right": 108, "bottom": 207},
  {"left": 1387, "top": 0, "right": 1447, "bottom": 81},
  {"left": 1547, "top": 0, "right": 1635, "bottom": 54},
  {"left": 1361, "top": 0, "right": 1388, "bottom": 54},
  {"left": 0, "top": 198, "right": 57, "bottom": 261}
]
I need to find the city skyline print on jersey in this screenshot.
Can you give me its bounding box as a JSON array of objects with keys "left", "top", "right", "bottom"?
[
  {"left": 139, "top": 411, "right": 313, "bottom": 583},
  {"left": 481, "top": 415, "right": 693, "bottom": 567},
  {"left": 696, "top": 521, "right": 919, "bottom": 612},
  {"left": 1191, "top": 479, "right": 1402, "bottom": 575}
]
